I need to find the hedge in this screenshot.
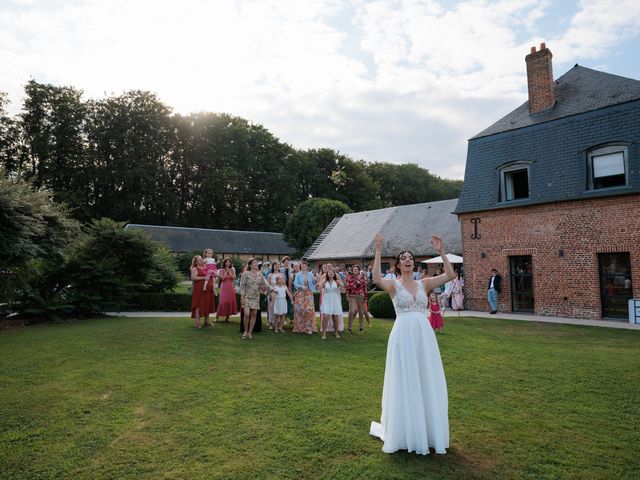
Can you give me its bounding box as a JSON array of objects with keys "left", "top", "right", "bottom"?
[
  {"left": 126, "top": 292, "right": 192, "bottom": 311},
  {"left": 368, "top": 291, "right": 395, "bottom": 319},
  {"left": 125, "top": 290, "right": 357, "bottom": 312}
]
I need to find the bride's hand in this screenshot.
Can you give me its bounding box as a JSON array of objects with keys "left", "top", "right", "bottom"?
[
  {"left": 374, "top": 233, "right": 383, "bottom": 251},
  {"left": 430, "top": 234, "right": 444, "bottom": 254}
]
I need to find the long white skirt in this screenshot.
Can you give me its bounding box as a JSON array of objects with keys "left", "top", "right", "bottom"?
[{"left": 370, "top": 311, "right": 449, "bottom": 455}]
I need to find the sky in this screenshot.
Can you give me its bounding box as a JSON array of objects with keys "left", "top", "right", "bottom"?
[{"left": 1, "top": 0, "right": 639, "bottom": 179}]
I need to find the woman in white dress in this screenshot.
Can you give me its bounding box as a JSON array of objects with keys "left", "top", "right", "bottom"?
[
  {"left": 369, "top": 233, "right": 455, "bottom": 455},
  {"left": 318, "top": 267, "right": 344, "bottom": 339},
  {"left": 266, "top": 262, "right": 281, "bottom": 330}
]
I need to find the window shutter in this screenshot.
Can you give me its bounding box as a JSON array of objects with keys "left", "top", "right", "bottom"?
[{"left": 593, "top": 152, "right": 625, "bottom": 178}]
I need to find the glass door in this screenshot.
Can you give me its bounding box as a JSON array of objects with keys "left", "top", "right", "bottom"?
[
  {"left": 510, "top": 256, "right": 534, "bottom": 312},
  {"left": 598, "top": 253, "right": 632, "bottom": 319}
]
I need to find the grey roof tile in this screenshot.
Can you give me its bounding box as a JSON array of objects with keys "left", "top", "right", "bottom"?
[
  {"left": 307, "top": 199, "right": 461, "bottom": 260},
  {"left": 125, "top": 224, "right": 294, "bottom": 255},
  {"left": 473, "top": 65, "right": 640, "bottom": 139}
]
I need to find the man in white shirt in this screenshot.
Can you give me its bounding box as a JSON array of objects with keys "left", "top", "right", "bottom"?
[{"left": 383, "top": 269, "right": 396, "bottom": 280}]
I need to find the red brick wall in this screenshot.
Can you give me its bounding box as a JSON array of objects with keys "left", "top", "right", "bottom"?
[{"left": 458, "top": 194, "right": 640, "bottom": 319}]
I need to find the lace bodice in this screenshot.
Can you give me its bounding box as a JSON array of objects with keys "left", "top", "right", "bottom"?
[{"left": 392, "top": 280, "right": 428, "bottom": 314}]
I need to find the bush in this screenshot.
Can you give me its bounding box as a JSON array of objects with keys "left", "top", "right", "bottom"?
[
  {"left": 368, "top": 291, "right": 395, "bottom": 319},
  {"left": 127, "top": 292, "right": 192, "bottom": 311},
  {"left": 175, "top": 251, "right": 201, "bottom": 277},
  {"left": 1, "top": 171, "right": 81, "bottom": 314},
  {"left": 61, "top": 218, "right": 180, "bottom": 314}
]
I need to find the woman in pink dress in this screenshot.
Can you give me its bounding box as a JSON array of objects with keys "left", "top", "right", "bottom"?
[
  {"left": 216, "top": 258, "right": 238, "bottom": 321},
  {"left": 428, "top": 291, "right": 444, "bottom": 332},
  {"left": 191, "top": 255, "right": 215, "bottom": 328}
]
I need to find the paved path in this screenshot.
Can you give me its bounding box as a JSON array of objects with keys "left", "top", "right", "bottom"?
[
  {"left": 108, "top": 310, "right": 640, "bottom": 330},
  {"left": 443, "top": 309, "right": 640, "bottom": 331}
]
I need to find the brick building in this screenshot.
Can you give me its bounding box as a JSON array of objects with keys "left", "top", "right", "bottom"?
[{"left": 455, "top": 44, "right": 640, "bottom": 320}]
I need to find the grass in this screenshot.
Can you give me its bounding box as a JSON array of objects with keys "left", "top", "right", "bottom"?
[{"left": 1, "top": 316, "right": 639, "bottom": 480}]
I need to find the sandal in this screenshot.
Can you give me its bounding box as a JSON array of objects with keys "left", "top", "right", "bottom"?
[{"left": 242, "top": 333, "right": 247, "bottom": 340}]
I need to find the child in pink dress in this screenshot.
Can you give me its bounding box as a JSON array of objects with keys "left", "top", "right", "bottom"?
[
  {"left": 202, "top": 248, "right": 218, "bottom": 293},
  {"left": 428, "top": 291, "right": 444, "bottom": 332}
]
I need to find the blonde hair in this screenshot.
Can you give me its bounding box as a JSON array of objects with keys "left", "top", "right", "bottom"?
[
  {"left": 191, "top": 255, "right": 202, "bottom": 270},
  {"left": 203, "top": 248, "right": 213, "bottom": 257}
]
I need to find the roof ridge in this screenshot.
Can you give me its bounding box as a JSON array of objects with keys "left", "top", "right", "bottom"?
[
  {"left": 343, "top": 198, "right": 458, "bottom": 217},
  {"left": 125, "top": 224, "right": 284, "bottom": 235}
]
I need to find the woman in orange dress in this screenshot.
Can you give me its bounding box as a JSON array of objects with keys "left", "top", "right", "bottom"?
[{"left": 191, "top": 255, "right": 215, "bottom": 328}]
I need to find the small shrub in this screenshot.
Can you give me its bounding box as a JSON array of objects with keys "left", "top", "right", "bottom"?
[
  {"left": 368, "top": 291, "right": 395, "bottom": 319},
  {"left": 175, "top": 251, "right": 201, "bottom": 277}
]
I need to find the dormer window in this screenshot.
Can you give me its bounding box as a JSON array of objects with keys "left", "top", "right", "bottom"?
[
  {"left": 499, "top": 163, "right": 530, "bottom": 202},
  {"left": 588, "top": 145, "right": 628, "bottom": 190}
]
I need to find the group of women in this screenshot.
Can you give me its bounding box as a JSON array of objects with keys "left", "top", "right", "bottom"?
[{"left": 189, "top": 254, "right": 374, "bottom": 340}]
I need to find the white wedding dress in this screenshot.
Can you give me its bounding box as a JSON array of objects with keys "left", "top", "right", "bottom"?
[{"left": 369, "top": 280, "right": 449, "bottom": 455}]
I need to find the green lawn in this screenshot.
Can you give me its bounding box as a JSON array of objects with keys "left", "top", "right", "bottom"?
[{"left": 1, "top": 316, "right": 639, "bottom": 480}]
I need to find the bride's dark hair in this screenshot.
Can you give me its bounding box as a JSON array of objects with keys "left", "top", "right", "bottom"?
[{"left": 395, "top": 251, "right": 415, "bottom": 275}]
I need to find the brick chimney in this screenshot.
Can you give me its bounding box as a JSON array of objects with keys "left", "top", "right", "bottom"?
[{"left": 525, "top": 42, "right": 555, "bottom": 114}]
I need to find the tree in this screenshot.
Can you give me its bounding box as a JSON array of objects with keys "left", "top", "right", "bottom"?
[
  {"left": 283, "top": 198, "right": 352, "bottom": 256},
  {"left": 20, "top": 80, "right": 91, "bottom": 218},
  {"left": 86, "top": 91, "right": 175, "bottom": 223},
  {"left": 366, "top": 162, "right": 462, "bottom": 207},
  {"left": 3, "top": 82, "right": 464, "bottom": 233},
  {"left": 0, "top": 92, "right": 27, "bottom": 176},
  {"left": 0, "top": 170, "right": 80, "bottom": 271},
  {"left": 0, "top": 171, "right": 81, "bottom": 316}
]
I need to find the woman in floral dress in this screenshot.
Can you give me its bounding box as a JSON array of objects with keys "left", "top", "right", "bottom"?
[
  {"left": 239, "top": 258, "right": 271, "bottom": 340},
  {"left": 292, "top": 261, "right": 318, "bottom": 334}
]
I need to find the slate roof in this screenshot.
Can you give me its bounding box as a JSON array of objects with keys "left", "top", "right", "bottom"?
[
  {"left": 125, "top": 224, "right": 294, "bottom": 255},
  {"left": 456, "top": 64, "right": 640, "bottom": 215},
  {"left": 473, "top": 65, "right": 640, "bottom": 139},
  {"left": 305, "top": 199, "right": 461, "bottom": 261}
]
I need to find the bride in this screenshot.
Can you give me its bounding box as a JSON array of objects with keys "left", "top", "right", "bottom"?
[{"left": 369, "top": 233, "right": 455, "bottom": 455}]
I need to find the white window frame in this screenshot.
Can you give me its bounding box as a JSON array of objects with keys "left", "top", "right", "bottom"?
[
  {"left": 587, "top": 145, "right": 629, "bottom": 190},
  {"left": 499, "top": 163, "right": 530, "bottom": 202}
]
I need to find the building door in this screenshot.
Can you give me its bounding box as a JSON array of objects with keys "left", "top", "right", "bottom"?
[
  {"left": 509, "top": 256, "right": 534, "bottom": 312},
  {"left": 598, "top": 253, "right": 633, "bottom": 319}
]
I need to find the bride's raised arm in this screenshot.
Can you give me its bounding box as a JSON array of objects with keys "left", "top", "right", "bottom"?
[
  {"left": 421, "top": 234, "right": 455, "bottom": 291},
  {"left": 373, "top": 233, "right": 396, "bottom": 294}
]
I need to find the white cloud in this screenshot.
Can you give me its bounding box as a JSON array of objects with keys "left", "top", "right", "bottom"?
[
  {"left": 550, "top": 0, "right": 640, "bottom": 62},
  {"left": 0, "top": 0, "right": 639, "bottom": 180}
]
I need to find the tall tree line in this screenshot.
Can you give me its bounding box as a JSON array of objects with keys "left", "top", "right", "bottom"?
[{"left": 0, "top": 80, "right": 462, "bottom": 231}]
